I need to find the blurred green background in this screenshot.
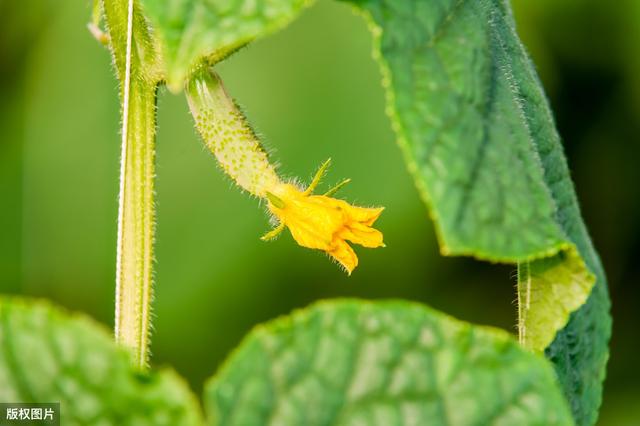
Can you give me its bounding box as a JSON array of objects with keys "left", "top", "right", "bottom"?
[{"left": 1, "top": 0, "right": 638, "bottom": 423}]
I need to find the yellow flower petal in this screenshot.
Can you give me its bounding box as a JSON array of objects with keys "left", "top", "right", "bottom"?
[
  {"left": 328, "top": 239, "right": 358, "bottom": 274},
  {"left": 267, "top": 183, "right": 384, "bottom": 273},
  {"left": 337, "top": 222, "right": 384, "bottom": 248},
  {"left": 344, "top": 205, "right": 384, "bottom": 226}
]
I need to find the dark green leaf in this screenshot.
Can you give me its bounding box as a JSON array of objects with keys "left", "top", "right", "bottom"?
[
  {"left": 141, "top": 0, "right": 313, "bottom": 91},
  {"left": 206, "top": 300, "right": 572, "bottom": 425},
  {"left": 340, "top": 0, "right": 611, "bottom": 423},
  {"left": 0, "top": 298, "right": 202, "bottom": 425}
]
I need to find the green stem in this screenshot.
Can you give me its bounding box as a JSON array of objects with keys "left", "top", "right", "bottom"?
[
  {"left": 114, "top": 78, "right": 157, "bottom": 368},
  {"left": 102, "top": 0, "right": 160, "bottom": 369},
  {"left": 517, "top": 261, "right": 531, "bottom": 346}
]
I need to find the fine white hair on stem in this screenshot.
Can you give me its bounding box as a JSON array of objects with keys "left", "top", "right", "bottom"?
[{"left": 115, "top": 0, "right": 135, "bottom": 342}]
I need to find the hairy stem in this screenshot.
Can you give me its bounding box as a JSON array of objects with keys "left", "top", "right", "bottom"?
[
  {"left": 517, "top": 261, "right": 531, "bottom": 346},
  {"left": 114, "top": 78, "right": 157, "bottom": 368},
  {"left": 102, "top": 0, "right": 160, "bottom": 368}
]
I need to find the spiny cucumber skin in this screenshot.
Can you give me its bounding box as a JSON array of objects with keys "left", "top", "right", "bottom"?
[{"left": 187, "top": 70, "right": 280, "bottom": 198}]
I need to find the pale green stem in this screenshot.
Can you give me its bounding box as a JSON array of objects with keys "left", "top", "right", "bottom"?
[
  {"left": 100, "top": 0, "right": 160, "bottom": 368},
  {"left": 517, "top": 261, "right": 532, "bottom": 346},
  {"left": 114, "top": 78, "right": 157, "bottom": 369}
]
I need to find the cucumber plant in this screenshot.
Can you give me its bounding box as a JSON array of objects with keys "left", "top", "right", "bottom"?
[{"left": 0, "top": 0, "right": 611, "bottom": 425}]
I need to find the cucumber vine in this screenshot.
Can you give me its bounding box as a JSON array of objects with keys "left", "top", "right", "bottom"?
[{"left": 0, "top": 0, "right": 612, "bottom": 424}]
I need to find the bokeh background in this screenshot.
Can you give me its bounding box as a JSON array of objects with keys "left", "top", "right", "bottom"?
[{"left": 1, "top": 0, "right": 639, "bottom": 423}]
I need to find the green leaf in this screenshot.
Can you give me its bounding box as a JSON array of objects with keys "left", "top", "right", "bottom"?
[
  {"left": 346, "top": 0, "right": 589, "bottom": 350},
  {"left": 339, "top": 0, "right": 611, "bottom": 423},
  {"left": 140, "top": 0, "right": 314, "bottom": 91},
  {"left": 544, "top": 272, "right": 611, "bottom": 426},
  {"left": 206, "top": 299, "right": 573, "bottom": 425},
  {"left": 0, "top": 298, "right": 202, "bottom": 425}
]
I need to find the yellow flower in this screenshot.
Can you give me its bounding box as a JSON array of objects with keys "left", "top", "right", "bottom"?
[
  {"left": 186, "top": 70, "right": 384, "bottom": 273},
  {"left": 264, "top": 181, "right": 384, "bottom": 274}
]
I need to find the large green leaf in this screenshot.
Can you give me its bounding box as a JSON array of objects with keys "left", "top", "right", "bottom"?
[
  {"left": 341, "top": 0, "right": 611, "bottom": 423},
  {"left": 206, "top": 300, "right": 573, "bottom": 425},
  {"left": 140, "top": 0, "right": 314, "bottom": 91},
  {"left": 346, "top": 0, "right": 594, "bottom": 350},
  {"left": 0, "top": 298, "right": 202, "bottom": 425}
]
